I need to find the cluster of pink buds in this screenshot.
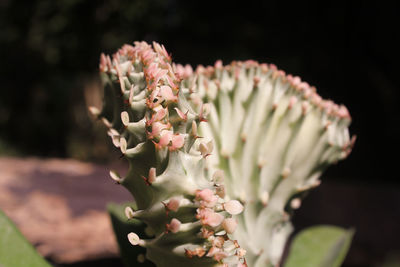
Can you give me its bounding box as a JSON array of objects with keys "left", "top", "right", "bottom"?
[
  {"left": 182, "top": 183, "right": 247, "bottom": 265},
  {"left": 96, "top": 41, "right": 250, "bottom": 267}
]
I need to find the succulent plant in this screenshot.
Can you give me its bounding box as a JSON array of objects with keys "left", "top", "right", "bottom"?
[{"left": 91, "top": 41, "right": 354, "bottom": 267}]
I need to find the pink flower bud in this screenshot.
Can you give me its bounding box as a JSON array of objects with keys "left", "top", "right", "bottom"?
[
  {"left": 170, "top": 134, "right": 185, "bottom": 150},
  {"left": 158, "top": 130, "right": 173, "bottom": 147},
  {"left": 160, "top": 85, "right": 178, "bottom": 102},
  {"left": 222, "top": 218, "right": 238, "bottom": 234},
  {"left": 174, "top": 107, "right": 187, "bottom": 121},
  {"left": 196, "top": 189, "right": 215, "bottom": 203},
  {"left": 154, "top": 108, "right": 168, "bottom": 121},
  {"left": 202, "top": 210, "right": 224, "bottom": 227},
  {"left": 224, "top": 200, "right": 244, "bottom": 215},
  {"left": 166, "top": 218, "right": 181, "bottom": 233},
  {"left": 149, "top": 122, "right": 168, "bottom": 138},
  {"left": 166, "top": 198, "right": 180, "bottom": 212}
]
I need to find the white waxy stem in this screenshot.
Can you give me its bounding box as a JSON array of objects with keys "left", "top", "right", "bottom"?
[
  {"left": 125, "top": 206, "right": 135, "bottom": 219},
  {"left": 224, "top": 200, "right": 244, "bottom": 215}
]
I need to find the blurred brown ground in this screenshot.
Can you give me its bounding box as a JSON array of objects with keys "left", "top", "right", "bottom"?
[
  {"left": 0, "top": 157, "right": 131, "bottom": 264},
  {"left": 0, "top": 157, "right": 399, "bottom": 267}
]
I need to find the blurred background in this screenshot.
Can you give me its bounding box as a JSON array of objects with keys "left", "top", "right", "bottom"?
[{"left": 0, "top": 0, "right": 399, "bottom": 266}]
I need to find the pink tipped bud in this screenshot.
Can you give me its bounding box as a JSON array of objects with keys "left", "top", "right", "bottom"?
[
  {"left": 216, "top": 185, "right": 226, "bottom": 198},
  {"left": 166, "top": 75, "right": 177, "bottom": 89},
  {"left": 160, "top": 85, "right": 178, "bottom": 102},
  {"left": 237, "top": 248, "right": 247, "bottom": 257},
  {"left": 288, "top": 96, "right": 298, "bottom": 109},
  {"left": 170, "top": 134, "right": 185, "bottom": 150},
  {"left": 166, "top": 218, "right": 181, "bottom": 233},
  {"left": 174, "top": 107, "right": 187, "bottom": 121},
  {"left": 195, "top": 247, "right": 206, "bottom": 257},
  {"left": 206, "top": 246, "right": 220, "bottom": 257},
  {"left": 301, "top": 101, "right": 309, "bottom": 115},
  {"left": 222, "top": 218, "right": 238, "bottom": 234},
  {"left": 200, "top": 103, "right": 211, "bottom": 119},
  {"left": 215, "top": 60, "right": 223, "bottom": 69},
  {"left": 199, "top": 141, "right": 213, "bottom": 157},
  {"left": 196, "top": 188, "right": 215, "bottom": 202},
  {"left": 191, "top": 121, "right": 198, "bottom": 137},
  {"left": 224, "top": 200, "right": 244, "bottom": 215},
  {"left": 200, "top": 209, "right": 224, "bottom": 227},
  {"left": 213, "top": 251, "right": 228, "bottom": 261},
  {"left": 158, "top": 130, "right": 173, "bottom": 147},
  {"left": 213, "top": 236, "right": 225, "bottom": 248},
  {"left": 153, "top": 108, "right": 168, "bottom": 122},
  {"left": 166, "top": 198, "right": 180, "bottom": 212},
  {"left": 337, "top": 105, "right": 350, "bottom": 119},
  {"left": 149, "top": 121, "right": 168, "bottom": 138},
  {"left": 148, "top": 167, "right": 156, "bottom": 184},
  {"left": 100, "top": 53, "right": 107, "bottom": 72}
]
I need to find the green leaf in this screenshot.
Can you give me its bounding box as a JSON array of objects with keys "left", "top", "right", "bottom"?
[
  {"left": 284, "top": 225, "right": 354, "bottom": 267},
  {"left": 0, "top": 209, "right": 52, "bottom": 267},
  {"left": 107, "top": 202, "right": 156, "bottom": 267}
]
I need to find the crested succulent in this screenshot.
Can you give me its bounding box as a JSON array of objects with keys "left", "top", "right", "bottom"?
[{"left": 91, "top": 41, "right": 354, "bottom": 267}]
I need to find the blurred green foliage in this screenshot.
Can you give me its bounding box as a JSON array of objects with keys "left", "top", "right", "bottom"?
[{"left": 0, "top": 209, "right": 52, "bottom": 267}]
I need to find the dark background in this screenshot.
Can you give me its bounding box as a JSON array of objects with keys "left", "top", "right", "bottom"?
[{"left": 1, "top": 0, "right": 399, "bottom": 266}]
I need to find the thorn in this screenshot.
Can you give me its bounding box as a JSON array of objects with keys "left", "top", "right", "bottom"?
[
  {"left": 261, "top": 191, "right": 269, "bottom": 206},
  {"left": 141, "top": 175, "right": 151, "bottom": 186},
  {"left": 282, "top": 167, "right": 291, "bottom": 178}
]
